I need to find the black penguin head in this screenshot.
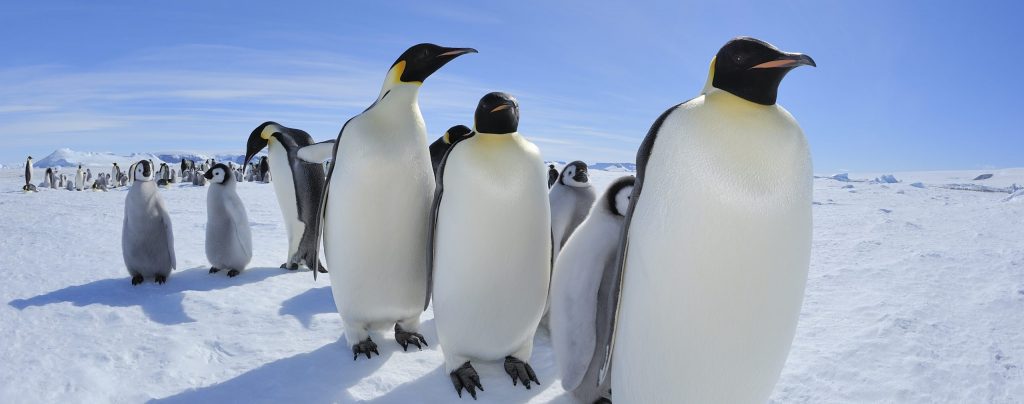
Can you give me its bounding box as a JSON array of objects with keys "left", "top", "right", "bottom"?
[
  {"left": 560, "top": 161, "right": 590, "bottom": 187},
  {"left": 710, "top": 37, "right": 815, "bottom": 105},
  {"left": 605, "top": 175, "right": 636, "bottom": 217},
  {"left": 135, "top": 160, "right": 153, "bottom": 181},
  {"left": 474, "top": 92, "right": 519, "bottom": 134},
  {"left": 388, "top": 43, "right": 477, "bottom": 85},
  {"left": 443, "top": 125, "right": 473, "bottom": 145},
  {"left": 245, "top": 121, "right": 282, "bottom": 167},
  {"left": 204, "top": 163, "right": 231, "bottom": 184}
]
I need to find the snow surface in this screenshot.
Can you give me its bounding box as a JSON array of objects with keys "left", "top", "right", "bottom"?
[{"left": 2, "top": 166, "right": 1023, "bottom": 403}]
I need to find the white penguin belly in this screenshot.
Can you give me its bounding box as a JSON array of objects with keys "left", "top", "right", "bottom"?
[
  {"left": 433, "top": 135, "right": 551, "bottom": 362},
  {"left": 268, "top": 140, "right": 304, "bottom": 261},
  {"left": 324, "top": 134, "right": 434, "bottom": 325},
  {"left": 613, "top": 94, "right": 812, "bottom": 403},
  {"left": 206, "top": 188, "right": 252, "bottom": 270}
]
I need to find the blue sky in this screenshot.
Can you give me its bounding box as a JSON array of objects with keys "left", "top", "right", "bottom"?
[{"left": 1, "top": 1, "right": 1022, "bottom": 172}]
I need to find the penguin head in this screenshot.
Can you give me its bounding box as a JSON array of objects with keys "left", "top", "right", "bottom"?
[
  {"left": 443, "top": 125, "right": 473, "bottom": 145},
  {"left": 134, "top": 160, "right": 153, "bottom": 181},
  {"left": 474, "top": 92, "right": 519, "bottom": 134},
  {"left": 708, "top": 37, "right": 815, "bottom": 105},
  {"left": 606, "top": 175, "right": 636, "bottom": 217},
  {"left": 384, "top": 44, "right": 477, "bottom": 88},
  {"left": 560, "top": 161, "right": 591, "bottom": 187},
  {"left": 204, "top": 163, "right": 231, "bottom": 184},
  {"left": 245, "top": 121, "right": 283, "bottom": 167}
]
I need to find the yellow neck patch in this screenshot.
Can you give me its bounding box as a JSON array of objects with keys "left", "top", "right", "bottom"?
[{"left": 260, "top": 124, "right": 279, "bottom": 140}]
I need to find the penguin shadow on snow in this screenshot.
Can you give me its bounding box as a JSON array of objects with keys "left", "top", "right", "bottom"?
[
  {"left": 149, "top": 322, "right": 435, "bottom": 403},
  {"left": 278, "top": 286, "right": 335, "bottom": 328},
  {"left": 8, "top": 266, "right": 288, "bottom": 325}
]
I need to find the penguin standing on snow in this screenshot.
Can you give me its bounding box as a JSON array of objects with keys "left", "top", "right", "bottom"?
[
  {"left": 22, "top": 156, "right": 36, "bottom": 192},
  {"left": 204, "top": 163, "right": 252, "bottom": 277},
  {"left": 111, "top": 163, "right": 121, "bottom": 187},
  {"left": 547, "top": 164, "right": 558, "bottom": 188},
  {"left": 122, "top": 160, "right": 176, "bottom": 285},
  {"left": 428, "top": 125, "right": 472, "bottom": 175},
  {"left": 75, "top": 165, "right": 84, "bottom": 191},
  {"left": 549, "top": 161, "right": 597, "bottom": 260},
  {"left": 597, "top": 37, "right": 816, "bottom": 403},
  {"left": 296, "top": 43, "right": 476, "bottom": 359},
  {"left": 429, "top": 92, "right": 550, "bottom": 399},
  {"left": 257, "top": 156, "right": 270, "bottom": 183},
  {"left": 244, "top": 122, "right": 327, "bottom": 272},
  {"left": 550, "top": 175, "right": 634, "bottom": 404}
]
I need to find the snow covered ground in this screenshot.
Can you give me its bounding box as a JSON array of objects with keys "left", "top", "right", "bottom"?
[{"left": 1, "top": 164, "right": 1022, "bottom": 403}]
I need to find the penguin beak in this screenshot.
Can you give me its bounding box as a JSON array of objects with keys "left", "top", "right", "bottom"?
[
  {"left": 490, "top": 104, "right": 511, "bottom": 113},
  {"left": 438, "top": 47, "right": 478, "bottom": 58},
  {"left": 203, "top": 169, "right": 214, "bottom": 180},
  {"left": 752, "top": 53, "right": 816, "bottom": 69},
  {"left": 573, "top": 170, "right": 589, "bottom": 183}
]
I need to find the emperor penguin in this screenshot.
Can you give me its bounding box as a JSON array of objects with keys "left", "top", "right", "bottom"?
[
  {"left": 112, "top": 163, "right": 121, "bottom": 186},
  {"left": 22, "top": 156, "right": 36, "bottom": 192},
  {"left": 428, "top": 124, "right": 472, "bottom": 175},
  {"left": 596, "top": 37, "right": 816, "bottom": 403},
  {"left": 86, "top": 168, "right": 92, "bottom": 183},
  {"left": 429, "top": 92, "right": 550, "bottom": 399},
  {"left": 122, "top": 160, "right": 176, "bottom": 285},
  {"left": 257, "top": 156, "right": 270, "bottom": 183},
  {"left": 75, "top": 165, "right": 84, "bottom": 191},
  {"left": 550, "top": 175, "right": 634, "bottom": 404},
  {"left": 549, "top": 161, "right": 597, "bottom": 260},
  {"left": 45, "top": 168, "right": 55, "bottom": 189},
  {"left": 204, "top": 163, "right": 252, "bottom": 277},
  {"left": 244, "top": 122, "right": 327, "bottom": 272},
  {"left": 296, "top": 43, "right": 476, "bottom": 359},
  {"left": 547, "top": 164, "right": 558, "bottom": 188}
]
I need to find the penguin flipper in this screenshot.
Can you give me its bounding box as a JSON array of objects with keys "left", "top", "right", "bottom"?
[
  {"left": 157, "top": 197, "right": 177, "bottom": 270},
  {"left": 310, "top": 118, "right": 350, "bottom": 280},
  {"left": 425, "top": 131, "right": 475, "bottom": 310},
  {"left": 297, "top": 140, "right": 336, "bottom": 163},
  {"left": 596, "top": 101, "right": 684, "bottom": 384}
]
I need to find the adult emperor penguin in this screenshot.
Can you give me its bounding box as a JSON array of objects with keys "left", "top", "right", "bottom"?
[
  {"left": 428, "top": 124, "right": 472, "bottom": 175},
  {"left": 245, "top": 121, "right": 327, "bottom": 272},
  {"left": 596, "top": 37, "right": 816, "bottom": 403},
  {"left": 122, "top": 160, "right": 176, "bottom": 285},
  {"left": 296, "top": 43, "right": 476, "bottom": 359},
  {"left": 75, "top": 165, "right": 84, "bottom": 191},
  {"left": 204, "top": 163, "right": 252, "bottom": 277},
  {"left": 547, "top": 164, "right": 558, "bottom": 188},
  {"left": 551, "top": 175, "right": 634, "bottom": 404},
  {"left": 429, "top": 92, "right": 550, "bottom": 399},
  {"left": 22, "top": 156, "right": 36, "bottom": 192},
  {"left": 257, "top": 156, "right": 270, "bottom": 183},
  {"left": 549, "top": 161, "right": 597, "bottom": 260},
  {"left": 44, "top": 168, "right": 55, "bottom": 189}
]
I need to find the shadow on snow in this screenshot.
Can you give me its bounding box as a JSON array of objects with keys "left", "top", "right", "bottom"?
[{"left": 8, "top": 266, "right": 289, "bottom": 325}]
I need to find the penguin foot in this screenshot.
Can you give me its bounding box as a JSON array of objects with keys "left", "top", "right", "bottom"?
[
  {"left": 594, "top": 398, "right": 612, "bottom": 404},
  {"left": 131, "top": 275, "right": 144, "bottom": 286},
  {"left": 317, "top": 262, "right": 328, "bottom": 274},
  {"left": 450, "top": 361, "right": 483, "bottom": 400},
  {"left": 352, "top": 337, "right": 379, "bottom": 360},
  {"left": 227, "top": 269, "right": 240, "bottom": 277},
  {"left": 209, "top": 267, "right": 220, "bottom": 274},
  {"left": 280, "top": 263, "right": 299, "bottom": 271},
  {"left": 504, "top": 356, "right": 539, "bottom": 389},
  {"left": 155, "top": 275, "right": 167, "bottom": 285},
  {"left": 394, "top": 324, "right": 427, "bottom": 351}
]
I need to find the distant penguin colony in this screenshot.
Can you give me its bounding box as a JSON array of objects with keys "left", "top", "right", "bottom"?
[
  {"left": 122, "top": 160, "right": 176, "bottom": 285},
  {"left": 14, "top": 37, "right": 816, "bottom": 403},
  {"left": 430, "top": 92, "right": 550, "bottom": 398}
]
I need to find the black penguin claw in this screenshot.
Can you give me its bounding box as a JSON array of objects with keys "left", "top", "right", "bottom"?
[
  {"left": 504, "top": 356, "right": 539, "bottom": 389},
  {"left": 394, "top": 324, "right": 427, "bottom": 351},
  {"left": 209, "top": 267, "right": 220, "bottom": 274},
  {"left": 154, "top": 275, "right": 167, "bottom": 285},
  {"left": 280, "top": 263, "right": 300, "bottom": 270},
  {"left": 316, "top": 263, "right": 328, "bottom": 274},
  {"left": 450, "top": 361, "right": 483, "bottom": 400},
  {"left": 131, "top": 275, "right": 144, "bottom": 286},
  {"left": 227, "top": 269, "right": 240, "bottom": 277},
  {"left": 352, "top": 337, "right": 379, "bottom": 360}
]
